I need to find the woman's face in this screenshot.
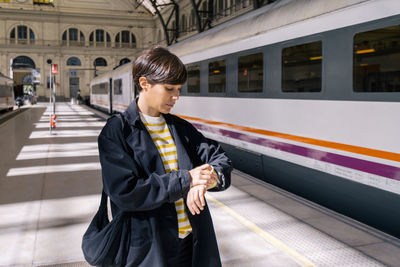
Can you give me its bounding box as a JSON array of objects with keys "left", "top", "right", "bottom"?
[{"left": 140, "top": 82, "right": 182, "bottom": 117}]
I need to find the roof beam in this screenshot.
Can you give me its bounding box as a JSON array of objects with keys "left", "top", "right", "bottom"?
[
  {"left": 190, "top": 0, "right": 213, "bottom": 33},
  {"left": 136, "top": 0, "right": 179, "bottom": 45}
]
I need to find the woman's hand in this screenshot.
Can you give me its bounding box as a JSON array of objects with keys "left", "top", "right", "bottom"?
[
  {"left": 186, "top": 185, "right": 207, "bottom": 215},
  {"left": 189, "top": 164, "right": 218, "bottom": 188}
]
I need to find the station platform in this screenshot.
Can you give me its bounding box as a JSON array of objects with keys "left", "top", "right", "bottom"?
[{"left": 1, "top": 103, "right": 400, "bottom": 267}]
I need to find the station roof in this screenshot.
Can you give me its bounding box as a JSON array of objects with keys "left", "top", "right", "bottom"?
[{"left": 135, "top": 0, "right": 171, "bottom": 15}]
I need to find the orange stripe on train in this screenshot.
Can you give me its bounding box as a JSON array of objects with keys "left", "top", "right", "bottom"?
[{"left": 177, "top": 114, "right": 400, "bottom": 163}]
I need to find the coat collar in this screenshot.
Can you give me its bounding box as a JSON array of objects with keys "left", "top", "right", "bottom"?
[
  {"left": 124, "top": 98, "right": 174, "bottom": 127},
  {"left": 123, "top": 99, "right": 142, "bottom": 127}
]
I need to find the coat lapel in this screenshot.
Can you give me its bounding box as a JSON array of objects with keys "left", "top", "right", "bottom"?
[
  {"left": 126, "top": 123, "right": 166, "bottom": 176},
  {"left": 124, "top": 101, "right": 165, "bottom": 175}
]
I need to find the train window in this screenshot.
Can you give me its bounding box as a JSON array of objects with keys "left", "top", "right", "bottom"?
[
  {"left": 353, "top": 25, "right": 400, "bottom": 92},
  {"left": 92, "top": 82, "right": 108, "bottom": 95},
  {"left": 114, "top": 79, "right": 123, "bottom": 95},
  {"left": 209, "top": 60, "right": 226, "bottom": 93},
  {"left": 187, "top": 65, "right": 200, "bottom": 93},
  {"left": 282, "top": 41, "right": 322, "bottom": 92},
  {"left": 238, "top": 53, "right": 263, "bottom": 92}
]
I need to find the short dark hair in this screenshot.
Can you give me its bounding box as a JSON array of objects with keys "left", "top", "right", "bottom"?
[{"left": 132, "top": 46, "right": 187, "bottom": 92}]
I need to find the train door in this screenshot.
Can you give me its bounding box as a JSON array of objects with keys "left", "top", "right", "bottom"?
[{"left": 109, "top": 78, "right": 113, "bottom": 114}]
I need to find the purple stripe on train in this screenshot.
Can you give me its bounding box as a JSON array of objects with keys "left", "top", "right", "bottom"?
[{"left": 192, "top": 122, "right": 400, "bottom": 182}]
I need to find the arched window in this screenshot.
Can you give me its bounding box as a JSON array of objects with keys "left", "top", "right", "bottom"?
[
  {"left": 10, "top": 25, "right": 35, "bottom": 45},
  {"left": 121, "top": 31, "right": 129, "bottom": 47},
  {"left": 94, "top": 57, "right": 107, "bottom": 67},
  {"left": 119, "top": 58, "right": 131, "bottom": 66},
  {"left": 62, "top": 28, "right": 85, "bottom": 46},
  {"left": 115, "top": 31, "right": 136, "bottom": 48},
  {"left": 67, "top": 57, "right": 82, "bottom": 66},
  {"left": 96, "top": 29, "right": 104, "bottom": 42},
  {"left": 12, "top": 56, "right": 36, "bottom": 69},
  {"left": 89, "top": 29, "right": 111, "bottom": 47},
  {"left": 18, "top": 26, "right": 27, "bottom": 39}
]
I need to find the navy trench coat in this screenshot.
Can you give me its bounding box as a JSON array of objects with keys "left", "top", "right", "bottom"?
[{"left": 98, "top": 100, "right": 232, "bottom": 267}]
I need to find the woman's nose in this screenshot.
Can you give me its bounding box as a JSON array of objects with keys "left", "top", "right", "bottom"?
[{"left": 173, "top": 90, "right": 180, "bottom": 100}]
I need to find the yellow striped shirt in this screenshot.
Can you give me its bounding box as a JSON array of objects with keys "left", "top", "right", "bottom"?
[{"left": 140, "top": 112, "right": 192, "bottom": 239}]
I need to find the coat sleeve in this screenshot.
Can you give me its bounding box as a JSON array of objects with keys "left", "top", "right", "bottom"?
[
  {"left": 184, "top": 121, "right": 233, "bottom": 192},
  {"left": 98, "top": 116, "right": 191, "bottom": 212}
]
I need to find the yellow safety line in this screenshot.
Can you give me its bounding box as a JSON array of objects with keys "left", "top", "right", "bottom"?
[
  {"left": 206, "top": 194, "right": 316, "bottom": 267},
  {"left": 0, "top": 108, "right": 30, "bottom": 128}
]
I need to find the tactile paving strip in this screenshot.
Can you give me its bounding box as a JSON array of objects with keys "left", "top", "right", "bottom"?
[{"left": 207, "top": 184, "right": 385, "bottom": 266}]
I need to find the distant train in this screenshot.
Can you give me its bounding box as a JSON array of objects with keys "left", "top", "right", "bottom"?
[
  {"left": 90, "top": 61, "right": 135, "bottom": 114},
  {"left": 90, "top": 0, "right": 400, "bottom": 237},
  {"left": 0, "top": 73, "right": 14, "bottom": 111}
]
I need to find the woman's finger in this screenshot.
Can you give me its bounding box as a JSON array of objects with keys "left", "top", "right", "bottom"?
[
  {"left": 190, "top": 190, "right": 200, "bottom": 214},
  {"left": 186, "top": 193, "right": 194, "bottom": 215},
  {"left": 200, "top": 170, "right": 212, "bottom": 176},
  {"left": 200, "top": 173, "right": 212, "bottom": 180},
  {"left": 198, "top": 187, "right": 205, "bottom": 207},
  {"left": 193, "top": 191, "right": 203, "bottom": 212},
  {"left": 211, "top": 172, "right": 219, "bottom": 183},
  {"left": 196, "top": 179, "right": 208, "bottom": 186},
  {"left": 200, "top": 164, "right": 210, "bottom": 170},
  {"left": 192, "top": 201, "right": 200, "bottom": 214}
]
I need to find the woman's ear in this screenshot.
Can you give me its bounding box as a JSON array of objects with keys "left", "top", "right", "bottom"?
[{"left": 139, "top": 77, "right": 149, "bottom": 91}]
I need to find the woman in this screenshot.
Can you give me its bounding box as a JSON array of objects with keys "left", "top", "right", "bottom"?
[{"left": 98, "top": 46, "right": 232, "bottom": 266}]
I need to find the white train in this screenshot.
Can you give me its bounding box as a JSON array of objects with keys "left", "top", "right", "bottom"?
[
  {"left": 91, "top": 0, "right": 400, "bottom": 237},
  {"left": 0, "top": 73, "right": 14, "bottom": 111},
  {"left": 90, "top": 61, "right": 135, "bottom": 114}
]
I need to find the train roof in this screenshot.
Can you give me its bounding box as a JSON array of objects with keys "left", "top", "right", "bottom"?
[{"left": 169, "top": 0, "right": 397, "bottom": 62}]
